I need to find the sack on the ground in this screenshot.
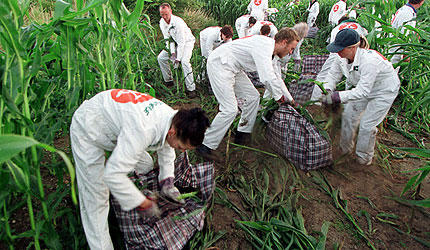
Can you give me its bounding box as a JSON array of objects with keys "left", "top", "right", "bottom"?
[
  {"left": 306, "top": 26, "right": 319, "bottom": 39},
  {"left": 289, "top": 55, "right": 329, "bottom": 105},
  {"left": 111, "top": 152, "right": 215, "bottom": 250},
  {"left": 266, "top": 103, "right": 332, "bottom": 171}
]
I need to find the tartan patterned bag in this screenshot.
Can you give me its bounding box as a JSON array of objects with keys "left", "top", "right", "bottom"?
[
  {"left": 110, "top": 152, "right": 215, "bottom": 250},
  {"left": 266, "top": 103, "right": 332, "bottom": 171},
  {"left": 289, "top": 54, "right": 330, "bottom": 105}
]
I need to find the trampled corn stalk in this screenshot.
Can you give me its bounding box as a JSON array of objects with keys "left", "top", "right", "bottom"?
[{"left": 0, "top": 0, "right": 158, "bottom": 248}]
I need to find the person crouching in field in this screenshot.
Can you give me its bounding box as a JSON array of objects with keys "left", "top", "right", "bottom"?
[
  {"left": 196, "top": 28, "right": 299, "bottom": 161},
  {"left": 158, "top": 3, "right": 196, "bottom": 98},
  {"left": 200, "top": 25, "right": 234, "bottom": 59},
  {"left": 70, "top": 89, "right": 209, "bottom": 250},
  {"left": 320, "top": 29, "right": 400, "bottom": 165}
]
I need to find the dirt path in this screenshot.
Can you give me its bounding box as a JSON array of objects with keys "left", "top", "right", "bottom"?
[{"left": 207, "top": 111, "right": 429, "bottom": 249}]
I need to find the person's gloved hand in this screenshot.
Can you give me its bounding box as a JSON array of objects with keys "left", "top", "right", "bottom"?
[
  {"left": 170, "top": 53, "right": 177, "bottom": 62},
  {"left": 173, "top": 60, "right": 180, "bottom": 69},
  {"left": 137, "top": 194, "right": 161, "bottom": 219},
  {"left": 320, "top": 91, "right": 341, "bottom": 105},
  {"left": 160, "top": 177, "right": 185, "bottom": 204}
]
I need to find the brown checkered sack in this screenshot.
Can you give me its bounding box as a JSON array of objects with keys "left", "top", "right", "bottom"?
[
  {"left": 266, "top": 103, "right": 332, "bottom": 171},
  {"left": 289, "top": 55, "right": 330, "bottom": 105},
  {"left": 110, "top": 152, "right": 215, "bottom": 250}
]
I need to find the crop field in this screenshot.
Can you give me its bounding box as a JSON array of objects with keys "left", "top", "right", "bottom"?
[{"left": 0, "top": 0, "right": 429, "bottom": 249}]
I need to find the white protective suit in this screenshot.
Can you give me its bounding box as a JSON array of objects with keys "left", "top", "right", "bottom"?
[
  {"left": 307, "top": 1, "right": 320, "bottom": 27},
  {"left": 158, "top": 15, "right": 196, "bottom": 91},
  {"left": 70, "top": 89, "right": 177, "bottom": 250},
  {"left": 247, "top": 0, "right": 268, "bottom": 21},
  {"left": 235, "top": 14, "right": 254, "bottom": 38},
  {"left": 247, "top": 21, "right": 278, "bottom": 38},
  {"left": 200, "top": 26, "right": 231, "bottom": 58},
  {"left": 328, "top": 1, "right": 347, "bottom": 25},
  {"left": 311, "top": 21, "right": 368, "bottom": 101},
  {"left": 203, "top": 35, "right": 293, "bottom": 150},
  {"left": 389, "top": 3, "right": 417, "bottom": 65},
  {"left": 325, "top": 48, "right": 400, "bottom": 164}
]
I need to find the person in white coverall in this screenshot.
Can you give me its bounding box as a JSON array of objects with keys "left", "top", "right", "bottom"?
[
  {"left": 320, "top": 29, "right": 400, "bottom": 165},
  {"left": 200, "top": 25, "right": 234, "bottom": 59},
  {"left": 389, "top": 0, "right": 425, "bottom": 66},
  {"left": 70, "top": 89, "right": 209, "bottom": 250},
  {"left": 307, "top": 0, "right": 320, "bottom": 27},
  {"left": 328, "top": 0, "right": 347, "bottom": 26},
  {"left": 247, "top": 0, "right": 268, "bottom": 21},
  {"left": 248, "top": 20, "right": 278, "bottom": 38},
  {"left": 158, "top": 3, "right": 196, "bottom": 97},
  {"left": 311, "top": 17, "right": 367, "bottom": 102},
  {"left": 235, "top": 15, "right": 257, "bottom": 38},
  {"left": 196, "top": 28, "right": 300, "bottom": 161}
]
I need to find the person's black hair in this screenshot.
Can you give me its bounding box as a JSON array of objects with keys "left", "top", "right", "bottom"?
[
  {"left": 249, "top": 16, "right": 257, "bottom": 25},
  {"left": 338, "top": 15, "right": 351, "bottom": 25},
  {"left": 409, "top": 0, "right": 424, "bottom": 4},
  {"left": 260, "top": 24, "right": 271, "bottom": 36},
  {"left": 172, "top": 108, "right": 210, "bottom": 147}
]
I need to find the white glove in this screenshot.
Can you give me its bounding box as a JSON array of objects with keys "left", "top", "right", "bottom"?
[{"left": 160, "top": 177, "right": 185, "bottom": 204}]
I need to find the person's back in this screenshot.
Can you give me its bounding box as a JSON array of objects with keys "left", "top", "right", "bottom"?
[
  {"left": 330, "top": 20, "right": 367, "bottom": 43},
  {"left": 328, "top": 0, "right": 347, "bottom": 25},
  {"left": 210, "top": 35, "right": 275, "bottom": 81},
  {"left": 247, "top": 0, "right": 269, "bottom": 21},
  {"left": 390, "top": 0, "right": 424, "bottom": 65},
  {"left": 248, "top": 21, "right": 278, "bottom": 37}
]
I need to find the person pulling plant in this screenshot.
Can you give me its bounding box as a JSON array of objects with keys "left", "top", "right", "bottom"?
[
  {"left": 320, "top": 29, "right": 400, "bottom": 165},
  {"left": 158, "top": 3, "right": 197, "bottom": 98},
  {"left": 196, "top": 28, "right": 299, "bottom": 161},
  {"left": 70, "top": 89, "right": 209, "bottom": 250}
]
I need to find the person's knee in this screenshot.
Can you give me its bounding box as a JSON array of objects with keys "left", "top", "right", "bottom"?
[{"left": 220, "top": 106, "right": 239, "bottom": 117}]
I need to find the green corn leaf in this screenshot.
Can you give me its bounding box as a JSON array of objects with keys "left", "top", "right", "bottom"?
[
  {"left": 6, "top": 161, "right": 29, "bottom": 191},
  {"left": 395, "top": 147, "right": 430, "bottom": 159},
  {"left": 0, "top": 135, "right": 39, "bottom": 163}
]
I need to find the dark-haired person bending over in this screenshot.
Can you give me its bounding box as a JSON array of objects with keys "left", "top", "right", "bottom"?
[{"left": 70, "top": 89, "right": 210, "bottom": 250}]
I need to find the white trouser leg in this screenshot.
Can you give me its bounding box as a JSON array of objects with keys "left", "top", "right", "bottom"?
[
  {"left": 70, "top": 122, "right": 113, "bottom": 250},
  {"left": 340, "top": 99, "right": 368, "bottom": 155},
  {"left": 181, "top": 41, "right": 195, "bottom": 91},
  {"left": 203, "top": 59, "right": 239, "bottom": 150},
  {"left": 200, "top": 37, "right": 208, "bottom": 58},
  {"left": 158, "top": 50, "right": 172, "bottom": 83},
  {"left": 234, "top": 71, "right": 260, "bottom": 133},
  {"left": 355, "top": 93, "right": 397, "bottom": 163}
]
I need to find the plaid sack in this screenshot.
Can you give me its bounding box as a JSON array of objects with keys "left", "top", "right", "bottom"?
[
  {"left": 289, "top": 55, "right": 330, "bottom": 105},
  {"left": 110, "top": 152, "right": 215, "bottom": 250},
  {"left": 266, "top": 103, "right": 332, "bottom": 171}
]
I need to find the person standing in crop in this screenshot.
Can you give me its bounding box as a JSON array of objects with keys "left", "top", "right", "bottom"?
[
  {"left": 200, "top": 25, "right": 234, "bottom": 59},
  {"left": 247, "top": 0, "right": 269, "bottom": 21},
  {"left": 390, "top": 0, "right": 425, "bottom": 67},
  {"left": 158, "top": 3, "right": 197, "bottom": 98},
  {"left": 328, "top": 0, "right": 347, "bottom": 26},
  {"left": 320, "top": 29, "right": 400, "bottom": 165},
  {"left": 70, "top": 89, "right": 210, "bottom": 250},
  {"left": 235, "top": 15, "right": 257, "bottom": 38},
  {"left": 196, "top": 28, "right": 299, "bottom": 161},
  {"left": 307, "top": 0, "right": 320, "bottom": 28}
]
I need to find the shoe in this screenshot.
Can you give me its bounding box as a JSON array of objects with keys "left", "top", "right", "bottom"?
[
  {"left": 165, "top": 81, "right": 174, "bottom": 87},
  {"left": 356, "top": 157, "right": 372, "bottom": 166},
  {"left": 186, "top": 90, "right": 197, "bottom": 98},
  {"left": 234, "top": 131, "right": 251, "bottom": 145},
  {"left": 195, "top": 144, "right": 220, "bottom": 162}
]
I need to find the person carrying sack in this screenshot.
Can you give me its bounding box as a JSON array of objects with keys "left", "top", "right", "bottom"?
[{"left": 320, "top": 29, "right": 400, "bottom": 165}]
